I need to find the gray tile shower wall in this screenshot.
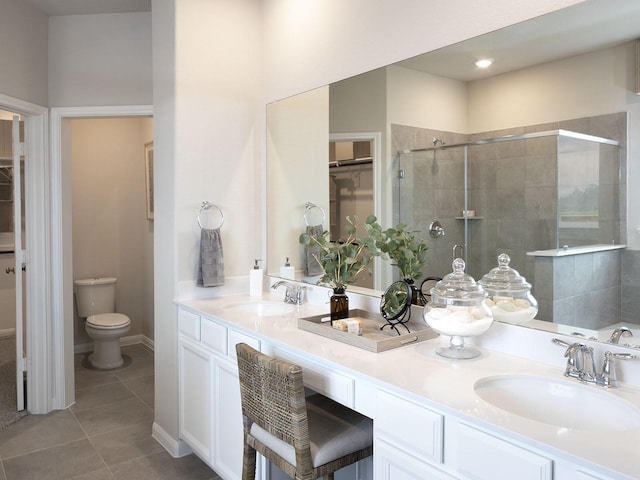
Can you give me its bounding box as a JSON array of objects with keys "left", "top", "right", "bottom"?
[
  {"left": 392, "top": 112, "right": 627, "bottom": 328},
  {"left": 622, "top": 249, "right": 640, "bottom": 326}
]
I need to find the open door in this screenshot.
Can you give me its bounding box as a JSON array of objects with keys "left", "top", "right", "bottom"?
[{"left": 12, "top": 115, "right": 25, "bottom": 411}]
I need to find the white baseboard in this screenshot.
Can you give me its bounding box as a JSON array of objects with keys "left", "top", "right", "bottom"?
[
  {"left": 73, "top": 334, "right": 154, "bottom": 354},
  {"left": 152, "top": 422, "right": 193, "bottom": 458}
]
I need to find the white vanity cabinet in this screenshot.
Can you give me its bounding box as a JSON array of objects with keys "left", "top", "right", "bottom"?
[
  {"left": 374, "top": 389, "right": 456, "bottom": 480},
  {"left": 176, "top": 299, "right": 637, "bottom": 480},
  {"left": 178, "top": 306, "right": 260, "bottom": 480}
]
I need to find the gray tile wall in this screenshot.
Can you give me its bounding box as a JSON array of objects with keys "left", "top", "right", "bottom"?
[{"left": 533, "top": 250, "right": 622, "bottom": 329}]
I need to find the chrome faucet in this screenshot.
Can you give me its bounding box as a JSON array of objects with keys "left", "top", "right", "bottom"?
[
  {"left": 553, "top": 338, "right": 636, "bottom": 388},
  {"left": 608, "top": 326, "right": 633, "bottom": 344},
  {"left": 271, "top": 280, "right": 306, "bottom": 305}
]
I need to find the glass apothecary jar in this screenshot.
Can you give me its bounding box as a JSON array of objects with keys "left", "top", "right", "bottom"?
[
  {"left": 479, "top": 253, "right": 538, "bottom": 325},
  {"left": 423, "top": 258, "right": 493, "bottom": 359}
]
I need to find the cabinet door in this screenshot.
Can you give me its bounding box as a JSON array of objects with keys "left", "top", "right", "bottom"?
[
  {"left": 178, "top": 337, "right": 214, "bottom": 463},
  {"left": 213, "top": 354, "right": 243, "bottom": 480},
  {"left": 376, "top": 389, "right": 444, "bottom": 464},
  {"left": 452, "top": 422, "right": 552, "bottom": 480},
  {"left": 375, "top": 438, "right": 457, "bottom": 480}
]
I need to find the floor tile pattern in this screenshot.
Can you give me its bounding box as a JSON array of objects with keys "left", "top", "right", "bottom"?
[{"left": 0, "top": 344, "right": 220, "bottom": 480}]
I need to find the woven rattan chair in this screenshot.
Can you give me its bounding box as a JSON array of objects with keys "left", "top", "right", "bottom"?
[{"left": 235, "top": 343, "right": 373, "bottom": 480}]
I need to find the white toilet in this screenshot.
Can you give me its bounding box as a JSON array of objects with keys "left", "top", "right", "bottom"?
[{"left": 74, "top": 277, "right": 131, "bottom": 369}]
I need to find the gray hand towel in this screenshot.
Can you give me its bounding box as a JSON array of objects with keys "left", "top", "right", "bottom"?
[
  {"left": 197, "top": 228, "right": 224, "bottom": 287},
  {"left": 304, "top": 224, "right": 324, "bottom": 276}
]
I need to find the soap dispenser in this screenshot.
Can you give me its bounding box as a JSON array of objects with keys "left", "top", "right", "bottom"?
[
  {"left": 280, "top": 257, "right": 295, "bottom": 280},
  {"left": 249, "top": 259, "right": 263, "bottom": 297}
]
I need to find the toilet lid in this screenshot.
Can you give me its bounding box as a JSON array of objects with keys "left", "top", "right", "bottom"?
[{"left": 87, "top": 313, "right": 130, "bottom": 328}]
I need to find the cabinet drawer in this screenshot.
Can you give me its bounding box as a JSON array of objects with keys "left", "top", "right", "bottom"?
[
  {"left": 376, "top": 389, "right": 444, "bottom": 464},
  {"left": 201, "top": 317, "right": 227, "bottom": 355},
  {"left": 178, "top": 308, "right": 201, "bottom": 341},
  {"left": 455, "top": 423, "right": 552, "bottom": 480},
  {"left": 228, "top": 329, "right": 260, "bottom": 363},
  {"left": 271, "top": 346, "right": 355, "bottom": 408}
]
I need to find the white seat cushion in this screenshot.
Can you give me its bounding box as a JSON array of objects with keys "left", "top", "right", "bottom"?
[
  {"left": 250, "top": 393, "right": 372, "bottom": 468},
  {"left": 87, "top": 313, "right": 130, "bottom": 328}
]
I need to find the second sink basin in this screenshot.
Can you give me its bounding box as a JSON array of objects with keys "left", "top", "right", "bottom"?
[
  {"left": 474, "top": 374, "right": 640, "bottom": 432},
  {"left": 225, "top": 301, "right": 294, "bottom": 317}
]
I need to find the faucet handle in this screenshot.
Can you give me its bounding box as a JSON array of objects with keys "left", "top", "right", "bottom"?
[
  {"left": 564, "top": 343, "right": 585, "bottom": 378},
  {"left": 579, "top": 345, "right": 596, "bottom": 383},
  {"left": 294, "top": 285, "right": 306, "bottom": 305},
  {"left": 599, "top": 351, "right": 636, "bottom": 388},
  {"left": 552, "top": 339, "right": 585, "bottom": 378}
]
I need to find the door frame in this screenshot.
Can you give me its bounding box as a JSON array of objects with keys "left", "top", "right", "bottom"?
[
  {"left": 0, "top": 93, "right": 48, "bottom": 414},
  {"left": 50, "top": 105, "right": 153, "bottom": 410}
]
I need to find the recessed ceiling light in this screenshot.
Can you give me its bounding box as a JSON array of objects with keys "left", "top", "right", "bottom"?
[{"left": 475, "top": 58, "right": 493, "bottom": 68}]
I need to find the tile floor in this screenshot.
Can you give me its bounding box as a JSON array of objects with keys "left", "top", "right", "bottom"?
[{"left": 0, "top": 344, "right": 221, "bottom": 480}]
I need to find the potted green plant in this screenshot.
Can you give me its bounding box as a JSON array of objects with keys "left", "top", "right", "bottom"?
[
  {"left": 364, "top": 216, "right": 428, "bottom": 304},
  {"left": 299, "top": 216, "right": 378, "bottom": 321}
]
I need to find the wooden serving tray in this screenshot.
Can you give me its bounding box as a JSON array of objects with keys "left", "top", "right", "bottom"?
[{"left": 298, "top": 309, "right": 437, "bottom": 353}]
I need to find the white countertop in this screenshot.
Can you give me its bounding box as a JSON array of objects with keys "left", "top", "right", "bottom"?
[{"left": 178, "top": 294, "right": 640, "bottom": 479}]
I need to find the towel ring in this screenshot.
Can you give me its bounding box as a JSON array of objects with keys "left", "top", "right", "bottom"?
[
  {"left": 197, "top": 201, "right": 224, "bottom": 229},
  {"left": 304, "top": 202, "right": 326, "bottom": 227}
]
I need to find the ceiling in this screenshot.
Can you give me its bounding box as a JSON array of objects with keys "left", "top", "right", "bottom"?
[
  {"left": 25, "top": 0, "right": 151, "bottom": 16},
  {"left": 397, "top": 0, "right": 640, "bottom": 81}
]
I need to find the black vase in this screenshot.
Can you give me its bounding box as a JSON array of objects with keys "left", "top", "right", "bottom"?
[{"left": 330, "top": 288, "right": 349, "bottom": 323}]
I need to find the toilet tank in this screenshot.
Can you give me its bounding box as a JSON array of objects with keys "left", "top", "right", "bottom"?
[{"left": 74, "top": 277, "right": 117, "bottom": 318}]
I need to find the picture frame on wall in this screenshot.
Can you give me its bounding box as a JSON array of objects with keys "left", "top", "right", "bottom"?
[{"left": 144, "top": 141, "right": 154, "bottom": 220}]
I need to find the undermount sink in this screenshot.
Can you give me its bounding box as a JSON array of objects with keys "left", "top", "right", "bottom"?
[
  {"left": 474, "top": 374, "right": 640, "bottom": 432},
  {"left": 225, "top": 301, "right": 294, "bottom": 317}
]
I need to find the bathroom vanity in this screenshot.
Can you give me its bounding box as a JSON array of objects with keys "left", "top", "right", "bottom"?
[{"left": 177, "top": 293, "right": 640, "bottom": 480}]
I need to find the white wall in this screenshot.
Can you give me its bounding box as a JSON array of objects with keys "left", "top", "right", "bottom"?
[
  {"left": 70, "top": 117, "right": 154, "bottom": 346},
  {"left": 0, "top": 0, "right": 48, "bottom": 106},
  {"left": 468, "top": 43, "right": 639, "bottom": 132},
  {"left": 387, "top": 65, "right": 468, "bottom": 133},
  {"left": 152, "top": 0, "right": 263, "bottom": 449},
  {"left": 48, "top": 13, "right": 152, "bottom": 107}
]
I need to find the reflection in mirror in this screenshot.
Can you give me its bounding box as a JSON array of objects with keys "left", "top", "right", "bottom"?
[
  {"left": 397, "top": 127, "right": 622, "bottom": 330},
  {"left": 380, "top": 280, "right": 411, "bottom": 335},
  {"left": 266, "top": 0, "right": 640, "bottom": 350},
  {"left": 380, "top": 280, "right": 411, "bottom": 321}
]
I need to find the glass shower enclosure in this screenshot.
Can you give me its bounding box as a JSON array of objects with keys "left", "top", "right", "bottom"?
[{"left": 395, "top": 129, "right": 621, "bottom": 286}]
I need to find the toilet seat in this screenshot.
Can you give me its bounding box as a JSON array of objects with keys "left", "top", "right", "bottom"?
[{"left": 87, "top": 313, "right": 130, "bottom": 329}]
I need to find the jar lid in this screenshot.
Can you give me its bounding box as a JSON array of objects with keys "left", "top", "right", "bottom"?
[
  {"left": 479, "top": 253, "right": 531, "bottom": 295},
  {"left": 431, "top": 258, "right": 487, "bottom": 305}
]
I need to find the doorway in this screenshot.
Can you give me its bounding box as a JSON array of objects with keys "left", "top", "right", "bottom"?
[
  {"left": 0, "top": 110, "right": 26, "bottom": 425},
  {"left": 328, "top": 132, "right": 386, "bottom": 290},
  {"left": 50, "top": 105, "right": 154, "bottom": 410}
]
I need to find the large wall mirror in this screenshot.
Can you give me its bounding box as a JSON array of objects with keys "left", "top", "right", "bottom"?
[{"left": 266, "top": 0, "right": 640, "bottom": 350}]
